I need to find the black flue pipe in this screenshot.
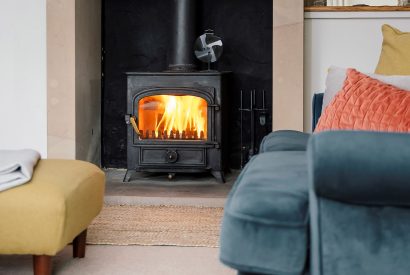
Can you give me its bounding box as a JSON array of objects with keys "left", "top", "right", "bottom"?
[{"left": 168, "top": 0, "right": 197, "bottom": 72}]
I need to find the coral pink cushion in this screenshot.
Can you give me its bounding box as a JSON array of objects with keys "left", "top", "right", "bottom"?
[{"left": 315, "top": 69, "right": 410, "bottom": 133}]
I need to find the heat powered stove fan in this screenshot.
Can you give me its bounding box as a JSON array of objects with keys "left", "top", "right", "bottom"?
[{"left": 194, "top": 30, "right": 223, "bottom": 71}]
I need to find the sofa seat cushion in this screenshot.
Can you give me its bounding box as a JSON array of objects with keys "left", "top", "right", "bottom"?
[
  {"left": 260, "top": 130, "right": 310, "bottom": 153},
  {"left": 220, "top": 151, "right": 309, "bottom": 275},
  {"left": 0, "top": 159, "right": 105, "bottom": 256}
]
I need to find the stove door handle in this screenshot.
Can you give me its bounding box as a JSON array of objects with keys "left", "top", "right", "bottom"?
[
  {"left": 125, "top": 114, "right": 141, "bottom": 137},
  {"left": 125, "top": 114, "right": 131, "bottom": 124}
]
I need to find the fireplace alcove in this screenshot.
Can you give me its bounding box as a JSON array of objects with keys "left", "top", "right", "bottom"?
[{"left": 102, "top": 0, "right": 276, "bottom": 172}]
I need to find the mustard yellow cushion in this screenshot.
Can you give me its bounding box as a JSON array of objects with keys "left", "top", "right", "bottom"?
[
  {"left": 375, "top": 24, "right": 410, "bottom": 75},
  {"left": 0, "top": 160, "right": 105, "bottom": 256}
]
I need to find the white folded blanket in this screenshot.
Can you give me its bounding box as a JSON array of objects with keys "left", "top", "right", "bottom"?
[{"left": 0, "top": 149, "right": 41, "bottom": 192}]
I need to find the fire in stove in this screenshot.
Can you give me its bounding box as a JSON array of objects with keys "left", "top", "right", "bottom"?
[{"left": 137, "top": 94, "right": 208, "bottom": 140}]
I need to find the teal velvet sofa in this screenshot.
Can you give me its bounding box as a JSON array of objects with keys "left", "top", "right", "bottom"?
[
  {"left": 220, "top": 93, "right": 410, "bottom": 275},
  {"left": 309, "top": 131, "right": 410, "bottom": 275}
]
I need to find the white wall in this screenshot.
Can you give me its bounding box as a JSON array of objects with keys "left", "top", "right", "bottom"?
[
  {"left": 0, "top": 0, "right": 47, "bottom": 156},
  {"left": 304, "top": 12, "right": 410, "bottom": 131}
]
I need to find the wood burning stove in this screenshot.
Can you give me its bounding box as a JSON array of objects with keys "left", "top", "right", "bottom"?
[
  {"left": 125, "top": 72, "right": 229, "bottom": 182},
  {"left": 123, "top": 0, "right": 230, "bottom": 182}
]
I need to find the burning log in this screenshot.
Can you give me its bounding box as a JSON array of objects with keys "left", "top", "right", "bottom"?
[{"left": 136, "top": 127, "right": 207, "bottom": 140}]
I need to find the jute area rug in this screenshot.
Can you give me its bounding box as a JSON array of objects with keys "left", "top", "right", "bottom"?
[{"left": 87, "top": 205, "right": 224, "bottom": 248}]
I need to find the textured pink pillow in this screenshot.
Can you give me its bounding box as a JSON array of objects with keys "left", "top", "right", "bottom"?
[{"left": 315, "top": 69, "right": 410, "bottom": 133}]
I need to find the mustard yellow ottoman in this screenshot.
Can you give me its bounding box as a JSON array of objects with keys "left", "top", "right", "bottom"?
[{"left": 0, "top": 159, "right": 105, "bottom": 275}]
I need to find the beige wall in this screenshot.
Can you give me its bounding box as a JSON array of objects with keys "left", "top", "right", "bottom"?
[
  {"left": 75, "top": 0, "right": 102, "bottom": 164},
  {"left": 47, "top": 0, "right": 101, "bottom": 164},
  {"left": 272, "top": 0, "right": 304, "bottom": 131},
  {"left": 47, "top": 0, "right": 76, "bottom": 159}
]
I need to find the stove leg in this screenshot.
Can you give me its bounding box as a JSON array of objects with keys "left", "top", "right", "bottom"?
[
  {"left": 123, "top": 170, "right": 132, "bottom": 182},
  {"left": 211, "top": 170, "right": 225, "bottom": 183}
]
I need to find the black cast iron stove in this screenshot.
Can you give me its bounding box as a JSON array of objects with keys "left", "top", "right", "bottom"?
[{"left": 124, "top": 0, "right": 230, "bottom": 182}]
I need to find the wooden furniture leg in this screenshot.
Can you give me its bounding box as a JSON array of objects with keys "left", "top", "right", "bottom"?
[
  {"left": 73, "top": 229, "right": 87, "bottom": 258},
  {"left": 33, "top": 255, "right": 51, "bottom": 275}
]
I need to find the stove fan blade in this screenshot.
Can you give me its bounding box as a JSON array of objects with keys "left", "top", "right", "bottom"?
[{"left": 194, "top": 30, "right": 223, "bottom": 66}]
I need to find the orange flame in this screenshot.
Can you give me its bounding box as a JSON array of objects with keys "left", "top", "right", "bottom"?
[{"left": 138, "top": 95, "right": 207, "bottom": 139}]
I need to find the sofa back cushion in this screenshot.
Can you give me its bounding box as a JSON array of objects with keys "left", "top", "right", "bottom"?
[
  {"left": 375, "top": 24, "right": 410, "bottom": 75},
  {"left": 315, "top": 69, "right": 410, "bottom": 133}
]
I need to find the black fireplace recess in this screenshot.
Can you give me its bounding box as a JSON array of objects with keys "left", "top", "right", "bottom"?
[
  {"left": 102, "top": 0, "right": 272, "bottom": 170},
  {"left": 123, "top": 0, "right": 231, "bottom": 182}
]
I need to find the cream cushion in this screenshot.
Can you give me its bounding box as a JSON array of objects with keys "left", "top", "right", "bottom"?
[
  {"left": 323, "top": 66, "right": 410, "bottom": 109},
  {"left": 0, "top": 159, "right": 105, "bottom": 255}
]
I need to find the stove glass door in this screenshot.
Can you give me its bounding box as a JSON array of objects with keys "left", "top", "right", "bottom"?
[{"left": 138, "top": 94, "right": 208, "bottom": 140}]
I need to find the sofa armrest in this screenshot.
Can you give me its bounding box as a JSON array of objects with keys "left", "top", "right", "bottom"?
[
  {"left": 259, "top": 130, "right": 310, "bottom": 153},
  {"left": 308, "top": 131, "right": 410, "bottom": 206}
]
